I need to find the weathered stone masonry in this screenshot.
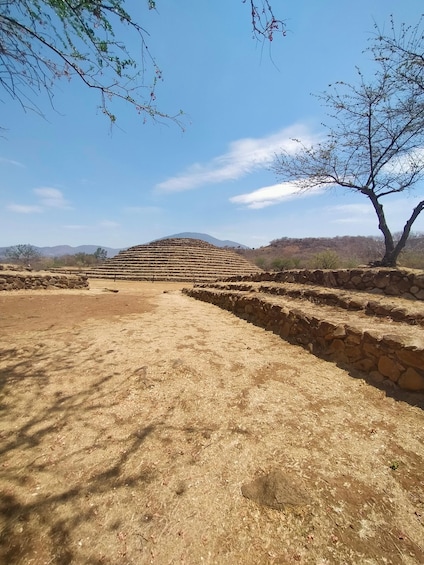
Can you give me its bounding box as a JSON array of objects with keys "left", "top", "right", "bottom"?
[
  {"left": 228, "top": 267, "right": 424, "bottom": 300},
  {"left": 0, "top": 271, "right": 88, "bottom": 291},
  {"left": 183, "top": 269, "right": 424, "bottom": 393}
]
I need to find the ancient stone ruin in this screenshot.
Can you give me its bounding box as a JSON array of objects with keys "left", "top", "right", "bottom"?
[
  {"left": 0, "top": 268, "right": 88, "bottom": 291},
  {"left": 183, "top": 268, "right": 424, "bottom": 393},
  {"left": 87, "top": 238, "right": 261, "bottom": 282}
]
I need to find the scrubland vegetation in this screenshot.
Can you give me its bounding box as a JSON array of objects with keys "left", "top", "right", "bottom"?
[
  {"left": 238, "top": 234, "right": 424, "bottom": 271},
  {"left": 1, "top": 236, "right": 423, "bottom": 272}
]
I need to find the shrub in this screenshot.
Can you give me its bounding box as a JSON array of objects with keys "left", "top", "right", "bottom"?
[
  {"left": 255, "top": 256, "right": 267, "bottom": 269},
  {"left": 311, "top": 250, "right": 340, "bottom": 269},
  {"left": 270, "top": 257, "right": 302, "bottom": 270}
]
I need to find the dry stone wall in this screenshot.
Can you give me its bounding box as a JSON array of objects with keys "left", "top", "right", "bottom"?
[
  {"left": 184, "top": 268, "right": 424, "bottom": 393},
  {"left": 228, "top": 268, "right": 424, "bottom": 300},
  {"left": 206, "top": 282, "right": 424, "bottom": 326},
  {"left": 184, "top": 287, "right": 424, "bottom": 392},
  {"left": 0, "top": 271, "right": 88, "bottom": 291}
]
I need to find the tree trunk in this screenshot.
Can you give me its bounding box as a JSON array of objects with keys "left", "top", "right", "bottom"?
[
  {"left": 383, "top": 200, "right": 424, "bottom": 267},
  {"left": 368, "top": 195, "right": 396, "bottom": 266},
  {"left": 378, "top": 200, "right": 424, "bottom": 267},
  {"left": 380, "top": 250, "right": 399, "bottom": 267}
]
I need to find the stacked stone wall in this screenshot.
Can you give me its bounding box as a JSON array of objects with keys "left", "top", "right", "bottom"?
[
  {"left": 184, "top": 287, "right": 424, "bottom": 392},
  {"left": 205, "top": 282, "right": 424, "bottom": 326},
  {"left": 227, "top": 268, "right": 424, "bottom": 300},
  {"left": 0, "top": 271, "right": 88, "bottom": 291}
]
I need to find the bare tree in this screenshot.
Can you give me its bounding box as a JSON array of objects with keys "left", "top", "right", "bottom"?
[
  {"left": 5, "top": 243, "right": 40, "bottom": 265},
  {"left": 93, "top": 247, "right": 108, "bottom": 262},
  {"left": 0, "top": 0, "right": 284, "bottom": 127},
  {"left": 372, "top": 16, "right": 423, "bottom": 94},
  {"left": 273, "top": 17, "right": 424, "bottom": 267}
]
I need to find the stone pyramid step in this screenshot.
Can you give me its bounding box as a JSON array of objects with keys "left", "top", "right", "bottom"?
[{"left": 86, "top": 238, "right": 261, "bottom": 282}]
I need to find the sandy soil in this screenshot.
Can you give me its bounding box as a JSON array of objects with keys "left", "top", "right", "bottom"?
[{"left": 0, "top": 280, "right": 423, "bottom": 564}]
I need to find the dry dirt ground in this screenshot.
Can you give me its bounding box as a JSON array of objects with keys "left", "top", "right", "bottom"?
[{"left": 0, "top": 279, "right": 423, "bottom": 565}]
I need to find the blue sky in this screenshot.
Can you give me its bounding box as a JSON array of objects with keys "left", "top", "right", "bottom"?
[{"left": 1, "top": 0, "right": 423, "bottom": 249}]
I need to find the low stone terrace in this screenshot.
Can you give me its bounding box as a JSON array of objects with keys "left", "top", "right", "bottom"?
[
  {"left": 0, "top": 269, "right": 88, "bottom": 291},
  {"left": 183, "top": 268, "right": 424, "bottom": 393}
]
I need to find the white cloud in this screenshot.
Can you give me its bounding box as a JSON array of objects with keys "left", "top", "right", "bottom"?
[
  {"left": 0, "top": 157, "right": 25, "bottom": 168},
  {"left": 230, "top": 181, "right": 325, "bottom": 209},
  {"left": 7, "top": 204, "right": 42, "bottom": 214},
  {"left": 382, "top": 146, "right": 424, "bottom": 174},
  {"left": 156, "top": 124, "right": 318, "bottom": 192},
  {"left": 33, "top": 187, "right": 71, "bottom": 209},
  {"left": 6, "top": 187, "right": 71, "bottom": 214},
  {"left": 327, "top": 197, "right": 424, "bottom": 231}
]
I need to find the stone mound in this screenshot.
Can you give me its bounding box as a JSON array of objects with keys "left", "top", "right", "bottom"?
[{"left": 86, "top": 238, "right": 261, "bottom": 282}]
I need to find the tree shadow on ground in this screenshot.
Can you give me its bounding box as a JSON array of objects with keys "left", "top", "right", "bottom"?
[
  {"left": 0, "top": 345, "right": 158, "bottom": 564},
  {"left": 0, "top": 345, "right": 230, "bottom": 564}
]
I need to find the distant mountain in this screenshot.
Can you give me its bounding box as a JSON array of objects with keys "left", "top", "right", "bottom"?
[
  {"left": 0, "top": 234, "right": 249, "bottom": 260},
  {"left": 152, "top": 232, "right": 250, "bottom": 249},
  {"left": 0, "top": 245, "right": 122, "bottom": 258}
]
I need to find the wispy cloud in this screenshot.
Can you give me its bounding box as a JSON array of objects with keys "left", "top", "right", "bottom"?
[
  {"left": 0, "top": 157, "right": 25, "bottom": 168},
  {"left": 327, "top": 198, "right": 424, "bottom": 231},
  {"left": 329, "top": 204, "right": 374, "bottom": 224},
  {"left": 7, "top": 204, "right": 42, "bottom": 214},
  {"left": 34, "top": 187, "right": 71, "bottom": 209},
  {"left": 156, "top": 125, "right": 317, "bottom": 193},
  {"left": 382, "top": 146, "right": 424, "bottom": 174},
  {"left": 230, "top": 182, "right": 325, "bottom": 209},
  {"left": 7, "top": 187, "right": 71, "bottom": 214},
  {"left": 99, "top": 220, "right": 119, "bottom": 228}
]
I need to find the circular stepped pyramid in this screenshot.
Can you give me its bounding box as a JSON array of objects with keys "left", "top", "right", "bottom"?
[{"left": 86, "top": 238, "right": 261, "bottom": 282}]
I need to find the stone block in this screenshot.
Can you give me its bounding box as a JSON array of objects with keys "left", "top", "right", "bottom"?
[
  {"left": 398, "top": 368, "right": 424, "bottom": 391},
  {"left": 344, "top": 345, "right": 362, "bottom": 362},
  {"left": 381, "top": 335, "right": 402, "bottom": 350},
  {"left": 347, "top": 299, "right": 365, "bottom": 310},
  {"left": 349, "top": 275, "right": 361, "bottom": 286},
  {"left": 336, "top": 270, "right": 351, "bottom": 284},
  {"left": 333, "top": 325, "right": 346, "bottom": 338},
  {"left": 374, "top": 274, "right": 390, "bottom": 288},
  {"left": 345, "top": 327, "right": 362, "bottom": 344},
  {"left": 363, "top": 339, "right": 382, "bottom": 360},
  {"left": 352, "top": 358, "right": 376, "bottom": 372},
  {"left": 385, "top": 284, "right": 400, "bottom": 296},
  {"left": 327, "top": 339, "right": 345, "bottom": 354},
  {"left": 378, "top": 356, "right": 401, "bottom": 382},
  {"left": 279, "top": 322, "right": 291, "bottom": 338},
  {"left": 369, "top": 371, "right": 385, "bottom": 383},
  {"left": 318, "top": 320, "right": 337, "bottom": 339},
  {"left": 396, "top": 348, "right": 424, "bottom": 370}
]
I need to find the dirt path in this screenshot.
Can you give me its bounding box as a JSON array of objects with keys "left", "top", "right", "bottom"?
[{"left": 1, "top": 281, "right": 423, "bottom": 564}]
